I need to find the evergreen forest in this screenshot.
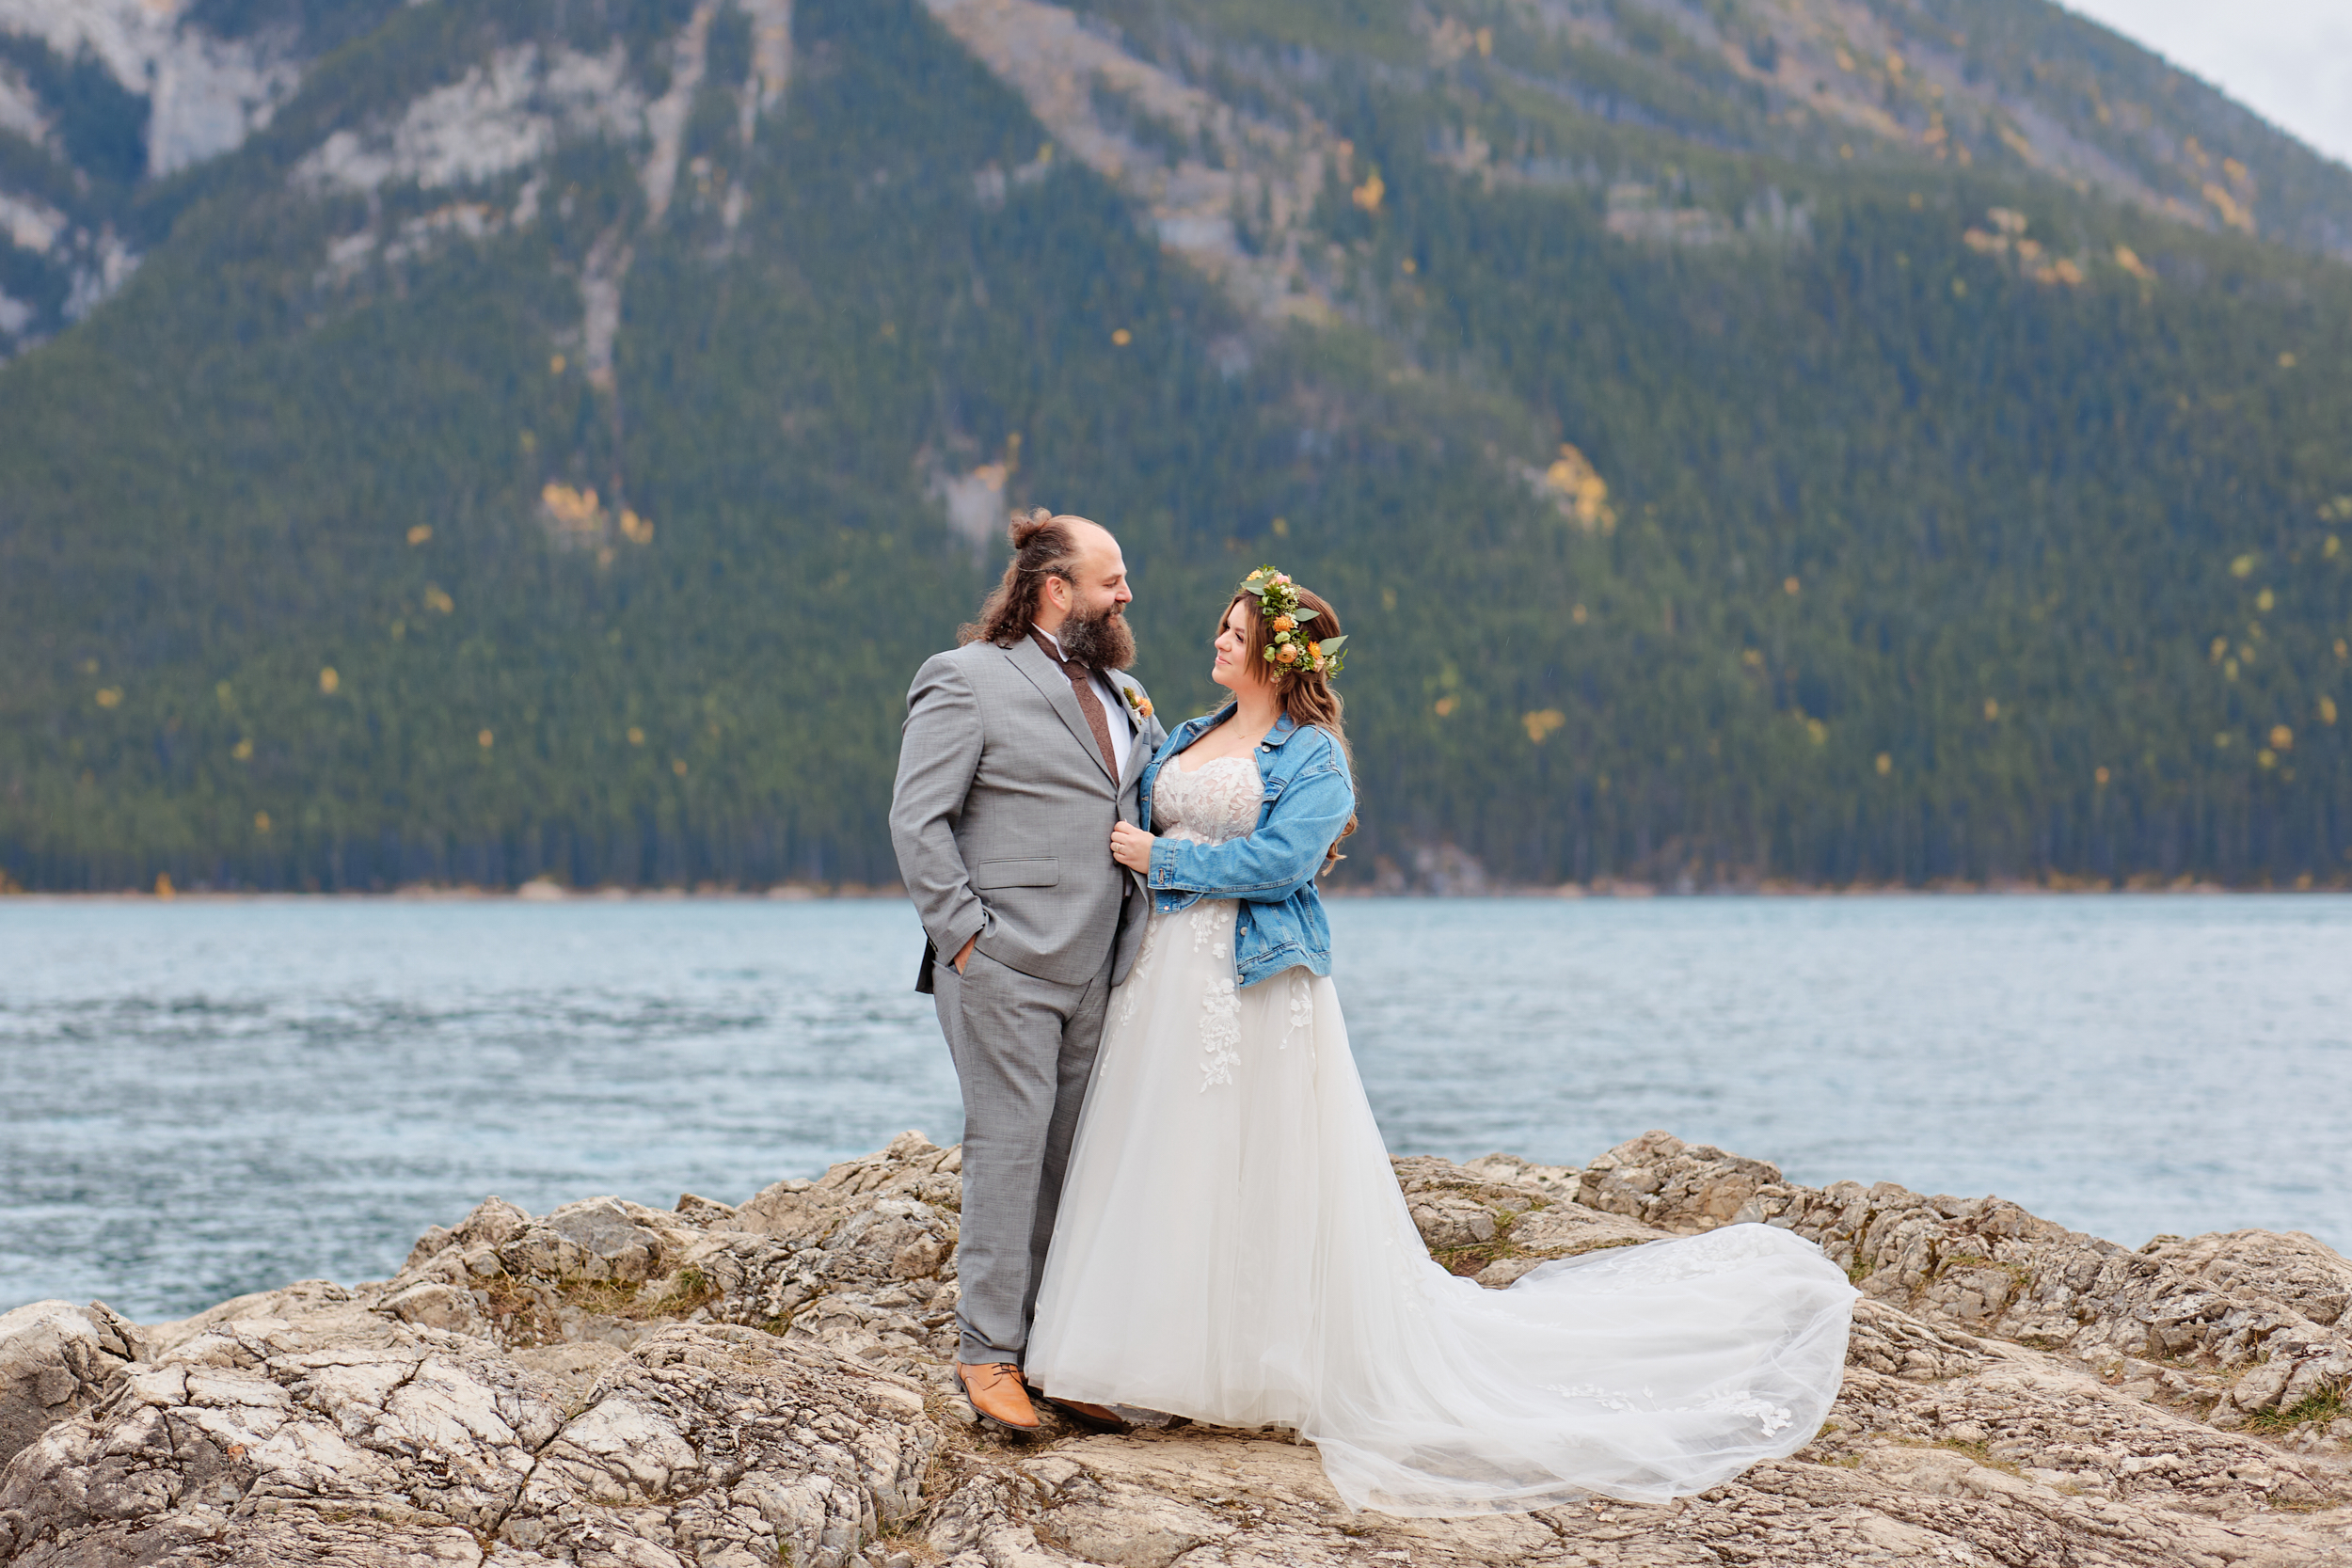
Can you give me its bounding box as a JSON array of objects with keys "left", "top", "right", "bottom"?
[{"left": 2, "top": 0, "right": 2348, "bottom": 891}]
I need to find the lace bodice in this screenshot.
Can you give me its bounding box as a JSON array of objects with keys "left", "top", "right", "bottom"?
[
  {"left": 1152, "top": 754, "right": 1262, "bottom": 847},
  {"left": 1124, "top": 752, "right": 1272, "bottom": 1093}
]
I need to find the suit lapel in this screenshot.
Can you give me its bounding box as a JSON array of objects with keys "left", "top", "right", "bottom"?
[
  {"left": 1004, "top": 636, "right": 1115, "bottom": 785},
  {"left": 1110, "top": 674, "right": 1152, "bottom": 794}
]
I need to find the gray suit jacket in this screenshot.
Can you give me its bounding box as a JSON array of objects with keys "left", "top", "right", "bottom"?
[{"left": 889, "top": 636, "right": 1168, "bottom": 992}]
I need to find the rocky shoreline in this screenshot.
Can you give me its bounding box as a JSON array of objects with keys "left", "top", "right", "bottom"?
[{"left": 4, "top": 1132, "right": 2349, "bottom": 1566}]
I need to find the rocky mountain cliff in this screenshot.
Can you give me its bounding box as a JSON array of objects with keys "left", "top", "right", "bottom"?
[
  {"left": 7, "top": 0, "right": 2348, "bottom": 358},
  {"left": 931, "top": 0, "right": 2352, "bottom": 307},
  {"left": 0, "top": 0, "right": 407, "bottom": 349},
  {"left": 3, "top": 1132, "right": 2350, "bottom": 1564},
  {"left": 3, "top": 0, "right": 2349, "bottom": 892}
]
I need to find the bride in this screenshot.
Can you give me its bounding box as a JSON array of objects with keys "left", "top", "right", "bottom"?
[{"left": 1022, "top": 568, "right": 1858, "bottom": 1517}]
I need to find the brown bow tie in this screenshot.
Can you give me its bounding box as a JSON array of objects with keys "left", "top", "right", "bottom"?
[{"left": 1034, "top": 630, "right": 1120, "bottom": 778}]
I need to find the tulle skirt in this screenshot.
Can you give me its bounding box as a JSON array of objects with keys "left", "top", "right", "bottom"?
[{"left": 1025, "top": 898, "right": 1857, "bottom": 1516}]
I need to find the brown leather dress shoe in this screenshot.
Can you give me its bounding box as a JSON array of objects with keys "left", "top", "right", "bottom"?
[
  {"left": 1017, "top": 1375, "right": 1132, "bottom": 1433},
  {"left": 1041, "top": 1396, "right": 1131, "bottom": 1434},
  {"left": 958, "top": 1362, "right": 1041, "bottom": 1434}
]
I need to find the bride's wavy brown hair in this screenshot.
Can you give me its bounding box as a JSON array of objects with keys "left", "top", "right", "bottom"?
[{"left": 1224, "top": 583, "right": 1359, "bottom": 875}]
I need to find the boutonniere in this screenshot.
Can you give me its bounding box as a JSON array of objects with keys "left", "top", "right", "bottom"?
[{"left": 1120, "top": 686, "right": 1153, "bottom": 721}]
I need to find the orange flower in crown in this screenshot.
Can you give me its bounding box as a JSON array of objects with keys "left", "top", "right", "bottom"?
[{"left": 1237, "top": 566, "right": 1348, "bottom": 681}]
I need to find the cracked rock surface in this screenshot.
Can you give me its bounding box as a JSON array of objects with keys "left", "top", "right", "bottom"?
[
  {"left": 0, "top": 1303, "right": 144, "bottom": 1473},
  {"left": 5, "top": 1130, "right": 2350, "bottom": 1565}
]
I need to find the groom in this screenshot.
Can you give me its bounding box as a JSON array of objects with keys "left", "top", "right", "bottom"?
[{"left": 888, "top": 507, "right": 1166, "bottom": 1433}]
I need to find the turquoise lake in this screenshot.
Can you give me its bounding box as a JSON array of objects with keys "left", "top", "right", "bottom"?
[{"left": 4, "top": 894, "right": 2346, "bottom": 1319}]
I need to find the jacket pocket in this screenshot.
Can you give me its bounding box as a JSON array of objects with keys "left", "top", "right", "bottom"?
[
  {"left": 1253, "top": 777, "right": 1286, "bottom": 831},
  {"left": 973, "top": 857, "right": 1060, "bottom": 889}
]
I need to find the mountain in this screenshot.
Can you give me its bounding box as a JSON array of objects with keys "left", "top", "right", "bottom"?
[
  {"left": 2, "top": 0, "right": 2348, "bottom": 893},
  {"left": 0, "top": 0, "right": 411, "bottom": 349}
]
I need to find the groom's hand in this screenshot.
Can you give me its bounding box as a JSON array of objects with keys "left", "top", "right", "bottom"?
[
  {"left": 1111, "top": 820, "right": 1155, "bottom": 874},
  {"left": 953, "top": 935, "right": 977, "bottom": 974}
]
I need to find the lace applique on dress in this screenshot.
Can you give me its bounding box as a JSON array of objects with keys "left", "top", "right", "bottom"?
[
  {"left": 1154, "top": 753, "right": 1264, "bottom": 847},
  {"left": 1709, "top": 1393, "right": 1795, "bottom": 1437},
  {"left": 1540, "top": 1384, "right": 1793, "bottom": 1437},
  {"left": 1190, "top": 898, "right": 1240, "bottom": 1090},
  {"left": 1200, "top": 974, "right": 1242, "bottom": 1089},
  {"left": 1117, "top": 917, "right": 1160, "bottom": 1026},
  {"left": 1150, "top": 753, "right": 1263, "bottom": 1091},
  {"left": 1544, "top": 1224, "right": 1803, "bottom": 1289},
  {"left": 1542, "top": 1383, "right": 1639, "bottom": 1415},
  {"left": 1283, "top": 968, "right": 1313, "bottom": 1053}
]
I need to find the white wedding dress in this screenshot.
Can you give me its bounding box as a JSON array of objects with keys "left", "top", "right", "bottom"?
[{"left": 1025, "top": 753, "right": 1858, "bottom": 1516}]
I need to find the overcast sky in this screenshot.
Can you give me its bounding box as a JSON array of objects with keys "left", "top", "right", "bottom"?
[{"left": 2060, "top": 1, "right": 2352, "bottom": 168}]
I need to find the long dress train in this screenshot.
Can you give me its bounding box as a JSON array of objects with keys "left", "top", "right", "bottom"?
[{"left": 1024, "top": 753, "right": 1857, "bottom": 1516}]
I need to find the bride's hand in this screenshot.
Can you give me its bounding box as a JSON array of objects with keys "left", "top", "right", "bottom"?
[{"left": 1110, "top": 820, "right": 1155, "bottom": 873}]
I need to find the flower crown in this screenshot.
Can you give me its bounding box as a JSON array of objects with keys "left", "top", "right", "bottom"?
[{"left": 1237, "top": 567, "right": 1347, "bottom": 680}]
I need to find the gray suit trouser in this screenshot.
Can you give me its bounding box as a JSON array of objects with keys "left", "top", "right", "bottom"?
[{"left": 932, "top": 944, "right": 1114, "bottom": 1368}]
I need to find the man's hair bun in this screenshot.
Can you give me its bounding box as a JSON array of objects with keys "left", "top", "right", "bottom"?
[
  {"left": 1009, "top": 506, "right": 1054, "bottom": 548},
  {"left": 961, "top": 506, "right": 1087, "bottom": 646}
]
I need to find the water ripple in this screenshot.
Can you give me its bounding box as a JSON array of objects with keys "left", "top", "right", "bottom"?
[{"left": 4, "top": 895, "right": 2347, "bottom": 1319}]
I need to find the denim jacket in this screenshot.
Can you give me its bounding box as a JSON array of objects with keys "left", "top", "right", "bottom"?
[{"left": 1139, "top": 706, "right": 1356, "bottom": 988}]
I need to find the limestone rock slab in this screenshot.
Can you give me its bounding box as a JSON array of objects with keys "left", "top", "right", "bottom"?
[
  {"left": 1575, "top": 1130, "right": 2352, "bottom": 1423},
  {"left": 0, "top": 1302, "right": 142, "bottom": 1471},
  {"left": 8, "top": 1132, "right": 2352, "bottom": 1565}
]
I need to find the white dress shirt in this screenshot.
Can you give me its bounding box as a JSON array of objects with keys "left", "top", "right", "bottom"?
[{"left": 1034, "top": 624, "right": 1135, "bottom": 777}]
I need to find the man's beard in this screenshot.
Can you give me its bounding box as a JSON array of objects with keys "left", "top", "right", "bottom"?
[{"left": 1058, "top": 602, "right": 1136, "bottom": 671}]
